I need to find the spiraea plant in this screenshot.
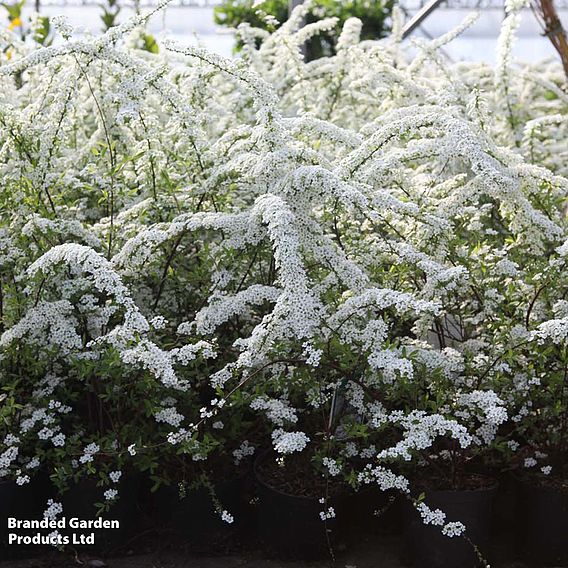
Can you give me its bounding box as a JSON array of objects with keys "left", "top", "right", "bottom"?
[{"left": 0, "top": 0, "right": 566, "bottom": 557}]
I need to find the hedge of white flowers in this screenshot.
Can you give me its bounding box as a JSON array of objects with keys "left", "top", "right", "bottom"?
[{"left": 0, "top": 0, "right": 567, "bottom": 552}]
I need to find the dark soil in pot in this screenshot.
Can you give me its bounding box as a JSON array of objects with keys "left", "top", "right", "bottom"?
[
  {"left": 516, "top": 475, "right": 568, "bottom": 566},
  {"left": 253, "top": 450, "right": 342, "bottom": 561},
  {"left": 401, "top": 475, "right": 498, "bottom": 568}
]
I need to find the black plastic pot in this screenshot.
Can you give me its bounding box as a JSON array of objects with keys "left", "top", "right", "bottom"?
[
  {"left": 401, "top": 481, "right": 498, "bottom": 568},
  {"left": 0, "top": 478, "right": 41, "bottom": 559},
  {"left": 489, "top": 472, "right": 518, "bottom": 563},
  {"left": 253, "top": 451, "right": 337, "bottom": 561},
  {"left": 154, "top": 472, "right": 252, "bottom": 552},
  {"left": 338, "top": 486, "right": 400, "bottom": 538},
  {"left": 0, "top": 480, "right": 29, "bottom": 547},
  {"left": 517, "top": 480, "right": 568, "bottom": 566},
  {"left": 61, "top": 477, "right": 140, "bottom": 553}
]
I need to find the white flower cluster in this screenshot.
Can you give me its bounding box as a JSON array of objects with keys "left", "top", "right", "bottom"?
[
  {"left": 376, "top": 411, "right": 472, "bottom": 462},
  {"left": 233, "top": 440, "right": 256, "bottom": 465},
  {"left": 79, "top": 443, "right": 100, "bottom": 464},
  {"left": 250, "top": 397, "right": 298, "bottom": 426},
  {"left": 109, "top": 470, "right": 122, "bottom": 483},
  {"left": 155, "top": 406, "right": 185, "bottom": 428},
  {"left": 220, "top": 510, "right": 234, "bottom": 524},
  {"left": 319, "top": 506, "right": 336, "bottom": 521},
  {"left": 322, "top": 457, "right": 341, "bottom": 477},
  {"left": 442, "top": 521, "right": 466, "bottom": 538},
  {"left": 104, "top": 489, "right": 118, "bottom": 501},
  {"left": 43, "top": 500, "right": 63, "bottom": 521},
  {"left": 271, "top": 429, "right": 310, "bottom": 454},
  {"left": 417, "top": 502, "right": 446, "bottom": 526}
]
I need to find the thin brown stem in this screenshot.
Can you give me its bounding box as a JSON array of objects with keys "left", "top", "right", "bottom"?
[{"left": 532, "top": 0, "right": 568, "bottom": 80}]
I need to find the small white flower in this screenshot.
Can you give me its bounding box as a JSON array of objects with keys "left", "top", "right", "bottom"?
[
  {"left": 79, "top": 442, "right": 100, "bottom": 464},
  {"left": 109, "top": 470, "right": 122, "bottom": 483},
  {"left": 16, "top": 475, "right": 30, "bottom": 486},
  {"left": 4, "top": 434, "right": 19, "bottom": 446},
  {"left": 323, "top": 457, "right": 341, "bottom": 476},
  {"left": 104, "top": 489, "right": 118, "bottom": 501},
  {"left": 442, "top": 521, "right": 466, "bottom": 537},
  {"left": 46, "top": 530, "right": 62, "bottom": 547},
  {"left": 51, "top": 433, "right": 66, "bottom": 447},
  {"left": 26, "top": 457, "right": 40, "bottom": 470},
  {"left": 220, "top": 510, "right": 234, "bottom": 524},
  {"left": 319, "top": 506, "right": 336, "bottom": 521},
  {"left": 150, "top": 315, "right": 167, "bottom": 329},
  {"left": 44, "top": 500, "right": 63, "bottom": 521},
  {"left": 51, "top": 15, "right": 73, "bottom": 39},
  {"left": 506, "top": 440, "right": 519, "bottom": 451}
]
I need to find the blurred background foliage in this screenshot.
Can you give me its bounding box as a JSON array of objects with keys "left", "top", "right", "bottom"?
[{"left": 214, "top": 0, "right": 395, "bottom": 59}]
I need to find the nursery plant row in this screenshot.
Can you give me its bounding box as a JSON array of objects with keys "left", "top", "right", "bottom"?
[{"left": 0, "top": 452, "right": 565, "bottom": 567}]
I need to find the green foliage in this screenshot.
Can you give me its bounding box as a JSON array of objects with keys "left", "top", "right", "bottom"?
[
  {"left": 214, "top": 0, "right": 394, "bottom": 59},
  {"left": 142, "top": 32, "right": 159, "bottom": 54},
  {"left": 1, "top": 0, "right": 24, "bottom": 23},
  {"left": 32, "top": 15, "right": 51, "bottom": 46},
  {"left": 307, "top": 0, "right": 395, "bottom": 41},
  {"left": 101, "top": 0, "right": 120, "bottom": 31},
  {"left": 214, "top": 0, "right": 288, "bottom": 30},
  {"left": 1, "top": 1, "right": 53, "bottom": 46}
]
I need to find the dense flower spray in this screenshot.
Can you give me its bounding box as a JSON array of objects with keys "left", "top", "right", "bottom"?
[{"left": 0, "top": 3, "right": 566, "bottom": 560}]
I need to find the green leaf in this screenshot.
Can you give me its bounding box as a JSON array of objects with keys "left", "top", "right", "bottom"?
[{"left": 142, "top": 33, "right": 159, "bottom": 54}]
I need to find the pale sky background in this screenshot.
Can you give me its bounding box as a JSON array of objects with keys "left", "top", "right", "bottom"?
[{"left": 23, "top": 2, "right": 568, "bottom": 65}]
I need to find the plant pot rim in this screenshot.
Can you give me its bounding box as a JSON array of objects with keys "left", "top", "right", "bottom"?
[
  {"left": 254, "top": 450, "right": 337, "bottom": 502},
  {"left": 514, "top": 471, "right": 568, "bottom": 493},
  {"left": 415, "top": 475, "right": 499, "bottom": 496}
]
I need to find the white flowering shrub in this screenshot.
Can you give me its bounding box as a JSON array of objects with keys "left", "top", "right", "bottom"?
[{"left": 0, "top": 0, "right": 567, "bottom": 553}]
